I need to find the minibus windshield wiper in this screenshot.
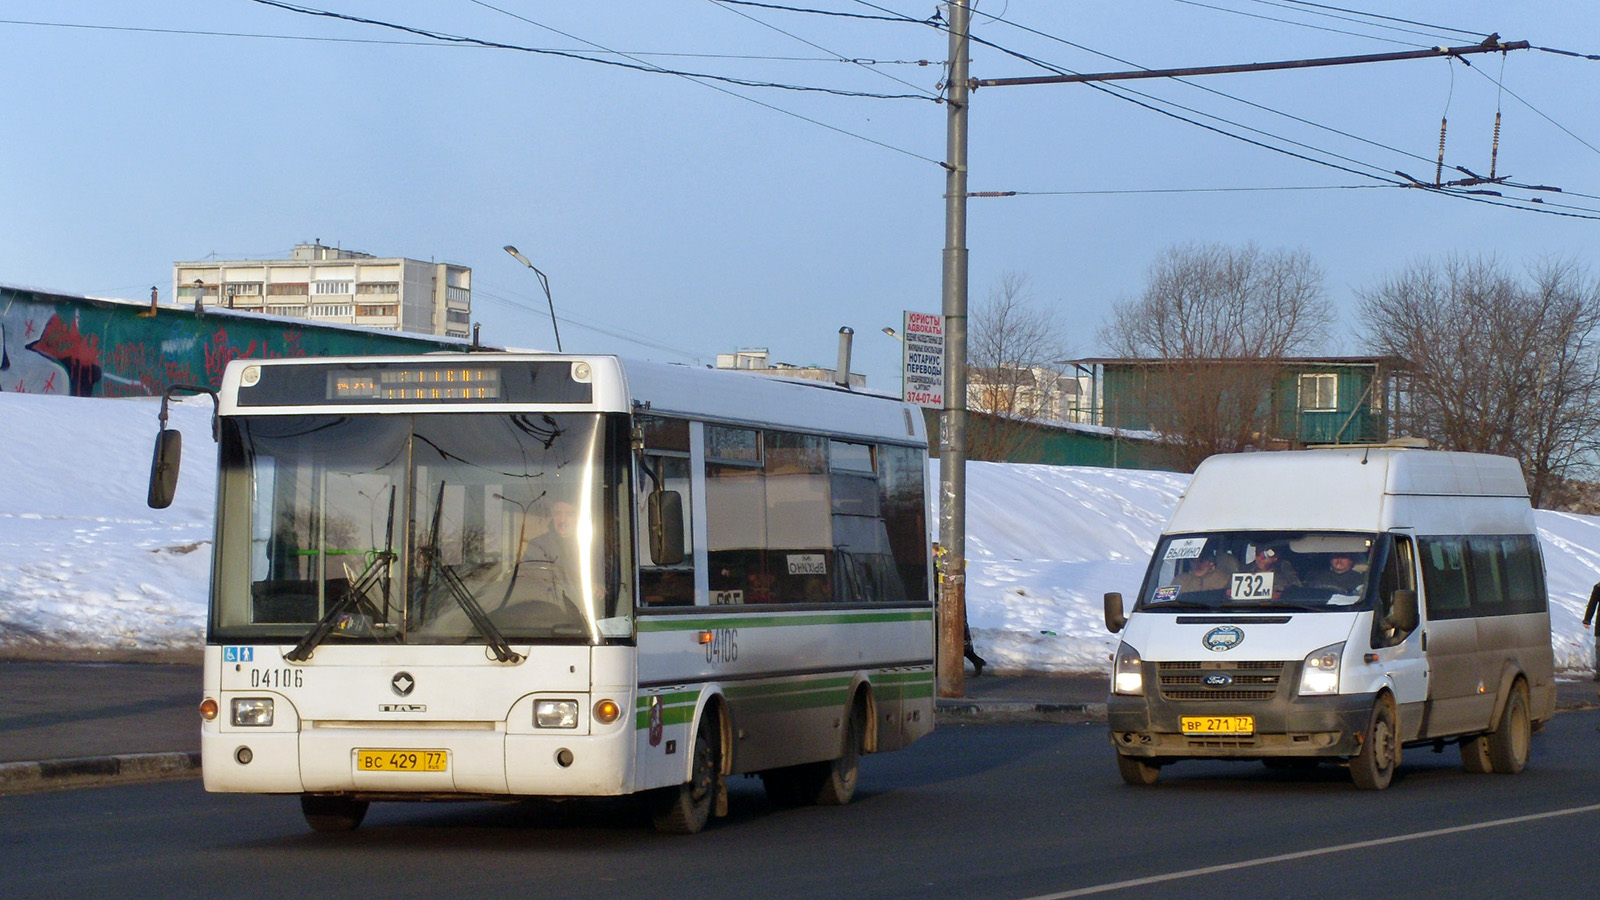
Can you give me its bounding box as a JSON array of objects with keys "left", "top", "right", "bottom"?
[{"left": 1140, "top": 599, "right": 1220, "bottom": 611}]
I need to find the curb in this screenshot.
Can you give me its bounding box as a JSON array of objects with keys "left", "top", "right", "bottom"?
[
  {"left": 0, "top": 751, "right": 201, "bottom": 795},
  {"left": 936, "top": 699, "right": 1107, "bottom": 724}
]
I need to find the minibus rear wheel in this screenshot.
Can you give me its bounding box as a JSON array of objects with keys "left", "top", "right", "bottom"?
[{"left": 1486, "top": 679, "right": 1531, "bottom": 775}]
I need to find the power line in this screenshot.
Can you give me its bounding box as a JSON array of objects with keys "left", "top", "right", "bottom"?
[
  {"left": 705, "top": 0, "right": 937, "bottom": 96},
  {"left": 246, "top": 0, "right": 934, "bottom": 101}
]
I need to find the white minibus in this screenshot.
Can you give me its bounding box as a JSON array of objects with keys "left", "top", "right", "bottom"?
[{"left": 1104, "top": 447, "right": 1555, "bottom": 790}]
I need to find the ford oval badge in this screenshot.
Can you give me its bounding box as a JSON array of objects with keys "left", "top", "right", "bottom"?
[
  {"left": 1203, "top": 673, "right": 1234, "bottom": 687},
  {"left": 1203, "top": 626, "right": 1244, "bottom": 652}
]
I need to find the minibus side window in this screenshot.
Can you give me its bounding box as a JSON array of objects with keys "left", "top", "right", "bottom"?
[
  {"left": 1372, "top": 535, "right": 1418, "bottom": 648},
  {"left": 1419, "top": 537, "right": 1472, "bottom": 620}
]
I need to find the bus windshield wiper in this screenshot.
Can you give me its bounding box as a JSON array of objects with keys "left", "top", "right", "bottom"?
[
  {"left": 285, "top": 549, "right": 398, "bottom": 662},
  {"left": 435, "top": 565, "right": 523, "bottom": 664}
]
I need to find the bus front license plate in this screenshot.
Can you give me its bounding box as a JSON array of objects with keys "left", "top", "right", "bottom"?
[
  {"left": 1181, "top": 716, "right": 1253, "bottom": 735},
  {"left": 356, "top": 749, "right": 449, "bottom": 772}
]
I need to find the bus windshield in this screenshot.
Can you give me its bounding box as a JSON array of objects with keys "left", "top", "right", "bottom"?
[
  {"left": 212, "top": 412, "right": 631, "bottom": 646},
  {"left": 1136, "top": 530, "right": 1380, "bottom": 613}
]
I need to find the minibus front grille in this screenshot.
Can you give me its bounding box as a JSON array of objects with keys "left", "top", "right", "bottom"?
[{"left": 1156, "top": 661, "right": 1286, "bottom": 701}]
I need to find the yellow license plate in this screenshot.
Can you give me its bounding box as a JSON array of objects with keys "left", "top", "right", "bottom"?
[
  {"left": 1181, "top": 716, "right": 1254, "bottom": 735},
  {"left": 356, "top": 749, "right": 449, "bottom": 772}
]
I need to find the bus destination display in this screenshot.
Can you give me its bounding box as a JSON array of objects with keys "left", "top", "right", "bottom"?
[{"left": 328, "top": 366, "right": 502, "bottom": 401}]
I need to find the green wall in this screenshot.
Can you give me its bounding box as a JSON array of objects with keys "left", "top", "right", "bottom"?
[{"left": 1, "top": 285, "right": 476, "bottom": 397}]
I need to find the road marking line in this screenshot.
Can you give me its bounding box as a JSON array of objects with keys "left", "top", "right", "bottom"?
[{"left": 1020, "top": 801, "right": 1600, "bottom": 899}]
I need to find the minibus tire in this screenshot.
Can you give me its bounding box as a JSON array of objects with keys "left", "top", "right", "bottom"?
[
  {"left": 301, "top": 794, "right": 368, "bottom": 832},
  {"left": 1349, "top": 699, "right": 1397, "bottom": 790},
  {"left": 1486, "top": 680, "right": 1531, "bottom": 775},
  {"left": 1460, "top": 734, "right": 1494, "bottom": 774},
  {"left": 1115, "top": 753, "right": 1161, "bottom": 786},
  {"left": 653, "top": 718, "right": 716, "bottom": 834}
]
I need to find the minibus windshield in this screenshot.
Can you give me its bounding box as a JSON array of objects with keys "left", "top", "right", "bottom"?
[{"left": 1137, "top": 530, "right": 1380, "bottom": 612}]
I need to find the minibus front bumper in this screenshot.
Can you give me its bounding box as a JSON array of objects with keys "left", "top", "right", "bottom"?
[{"left": 1108, "top": 690, "right": 1378, "bottom": 759}]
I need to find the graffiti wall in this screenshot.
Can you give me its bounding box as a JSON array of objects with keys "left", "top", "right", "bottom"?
[{"left": 0, "top": 286, "right": 475, "bottom": 397}]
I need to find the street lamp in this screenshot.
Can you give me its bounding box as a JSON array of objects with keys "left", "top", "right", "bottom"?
[
  {"left": 882, "top": 327, "right": 904, "bottom": 399},
  {"left": 503, "top": 245, "right": 563, "bottom": 352}
]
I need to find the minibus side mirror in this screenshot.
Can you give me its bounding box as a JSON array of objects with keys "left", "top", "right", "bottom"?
[
  {"left": 648, "top": 490, "right": 685, "bottom": 566},
  {"left": 1104, "top": 591, "right": 1127, "bottom": 634},
  {"left": 147, "top": 428, "right": 182, "bottom": 510},
  {"left": 1386, "top": 588, "right": 1419, "bottom": 633}
]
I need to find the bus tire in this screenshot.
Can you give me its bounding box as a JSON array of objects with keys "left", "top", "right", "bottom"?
[
  {"left": 1115, "top": 753, "right": 1161, "bottom": 786},
  {"left": 653, "top": 717, "right": 717, "bottom": 834},
  {"left": 1349, "top": 698, "right": 1397, "bottom": 790},
  {"left": 810, "top": 703, "right": 863, "bottom": 807},
  {"left": 1486, "top": 680, "right": 1531, "bottom": 775},
  {"left": 301, "top": 794, "right": 368, "bottom": 832}
]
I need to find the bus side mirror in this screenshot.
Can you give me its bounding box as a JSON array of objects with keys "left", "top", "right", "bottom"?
[
  {"left": 147, "top": 428, "right": 183, "bottom": 510},
  {"left": 648, "top": 490, "right": 685, "bottom": 566},
  {"left": 1386, "top": 588, "right": 1419, "bottom": 633},
  {"left": 1104, "top": 591, "right": 1126, "bottom": 634}
]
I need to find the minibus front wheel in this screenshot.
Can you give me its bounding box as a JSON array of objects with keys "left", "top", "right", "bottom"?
[
  {"left": 1349, "top": 696, "right": 1398, "bottom": 790},
  {"left": 1115, "top": 753, "right": 1163, "bottom": 786}
]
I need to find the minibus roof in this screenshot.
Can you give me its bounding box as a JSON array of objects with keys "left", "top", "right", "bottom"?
[{"left": 1167, "top": 448, "right": 1529, "bottom": 533}]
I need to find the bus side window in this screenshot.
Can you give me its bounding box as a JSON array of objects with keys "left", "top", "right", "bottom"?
[
  {"left": 639, "top": 452, "right": 694, "bottom": 606},
  {"left": 1372, "top": 535, "right": 1418, "bottom": 648}
]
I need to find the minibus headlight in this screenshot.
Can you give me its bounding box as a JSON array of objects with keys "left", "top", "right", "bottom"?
[
  {"left": 230, "top": 697, "right": 275, "bottom": 727},
  {"left": 1113, "top": 643, "right": 1145, "bottom": 696},
  {"left": 1298, "top": 642, "right": 1345, "bottom": 696},
  {"left": 535, "top": 699, "right": 580, "bottom": 729}
]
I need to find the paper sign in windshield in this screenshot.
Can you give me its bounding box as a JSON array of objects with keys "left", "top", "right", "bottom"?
[
  {"left": 1230, "top": 572, "right": 1275, "bottom": 600},
  {"left": 1164, "top": 538, "right": 1207, "bottom": 561}
]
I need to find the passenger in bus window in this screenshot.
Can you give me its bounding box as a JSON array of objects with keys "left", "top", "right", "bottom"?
[
  {"left": 1249, "top": 546, "right": 1300, "bottom": 596},
  {"left": 1310, "top": 553, "right": 1366, "bottom": 595},
  {"left": 1175, "top": 552, "right": 1228, "bottom": 593}
]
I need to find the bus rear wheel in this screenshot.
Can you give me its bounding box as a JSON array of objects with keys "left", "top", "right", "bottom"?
[
  {"left": 810, "top": 705, "right": 863, "bottom": 806},
  {"left": 301, "top": 794, "right": 368, "bottom": 832}
]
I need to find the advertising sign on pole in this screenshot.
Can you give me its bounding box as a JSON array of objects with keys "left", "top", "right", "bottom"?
[{"left": 901, "top": 310, "right": 944, "bottom": 408}]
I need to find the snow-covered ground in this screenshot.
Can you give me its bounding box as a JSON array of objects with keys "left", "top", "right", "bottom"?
[{"left": 3, "top": 390, "right": 1599, "bottom": 676}]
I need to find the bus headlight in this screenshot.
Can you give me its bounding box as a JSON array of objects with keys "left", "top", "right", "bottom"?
[
  {"left": 1113, "top": 643, "right": 1145, "bottom": 696},
  {"left": 230, "top": 697, "right": 275, "bottom": 727},
  {"left": 535, "top": 699, "right": 580, "bottom": 729},
  {"left": 1299, "top": 643, "right": 1345, "bottom": 696}
]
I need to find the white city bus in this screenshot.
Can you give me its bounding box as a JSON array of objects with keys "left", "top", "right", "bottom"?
[{"left": 148, "top": 354, "right": 935, "bottom": 833}]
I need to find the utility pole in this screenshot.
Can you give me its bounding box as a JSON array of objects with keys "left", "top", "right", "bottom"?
[
  {"left": 937, "top": 0, "right": 971, "bottom": 699},
  {"left": 933, "top": 25, "right": 1526, "bottom": 696}
]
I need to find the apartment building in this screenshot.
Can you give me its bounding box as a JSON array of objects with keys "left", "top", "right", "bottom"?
[{"left": 173, "top": 241, "right": 471, "bottom": 339}]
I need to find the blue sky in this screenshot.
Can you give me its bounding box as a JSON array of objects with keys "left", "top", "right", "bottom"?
[{"left": 4, "top": 1, "right": 1598, "bottom": 389}]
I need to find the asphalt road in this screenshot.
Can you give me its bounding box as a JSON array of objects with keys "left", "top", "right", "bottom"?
[{"left": 7, "top": 712, "right": 1600, "bottom": 900}]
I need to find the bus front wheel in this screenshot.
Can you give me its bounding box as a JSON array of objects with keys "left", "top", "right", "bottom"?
[
  {"left": 301, "top": 794, "right": 368, "bottom": 832},
  {"left": 653, "top": 718, "right": 717, "bottom": 834}
]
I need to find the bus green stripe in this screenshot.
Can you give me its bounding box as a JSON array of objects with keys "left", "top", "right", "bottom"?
[{"left": 637, "top": 609, "right": 932, "bottom": 632}]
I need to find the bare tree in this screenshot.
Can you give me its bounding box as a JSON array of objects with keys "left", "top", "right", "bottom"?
[
  {"left": 967, "top": 273, "right": 1072, "bottom": 461},
  {"left": 1099, "top": 243, "right": 1333, "bottom": 469},
  {"left": 1359, "top": 255, "right": 1600, "bottom": 507}
]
